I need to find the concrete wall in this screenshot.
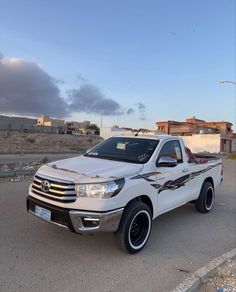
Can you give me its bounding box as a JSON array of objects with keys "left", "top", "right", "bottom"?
[
  {"left": 100, "top": 127, "right": 132, "bottom": 140},
  {"left": 231, "top": 138, "right": 236, "bottom": 152},
  {"left": 32, "top": 125, "right": 58, "bottom": 133},
  {"left": 181, "top": 134, "right": 221, "bottom": 153},
  {"left": 0, "top": 115, "right": 37, "bottom": 131}
]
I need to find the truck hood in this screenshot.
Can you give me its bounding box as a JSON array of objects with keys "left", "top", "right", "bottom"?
[{"left": 37, "top": 155, "right": 143, "bottom": 183}]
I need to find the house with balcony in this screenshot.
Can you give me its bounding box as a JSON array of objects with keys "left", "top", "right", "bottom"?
[{"left": 156, "top": 117, "right": 235, "bottom": 153}]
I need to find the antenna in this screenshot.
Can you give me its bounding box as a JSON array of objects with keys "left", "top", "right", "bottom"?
[{"left": 135, "top": 128, "right": 143, "bottom": 136}]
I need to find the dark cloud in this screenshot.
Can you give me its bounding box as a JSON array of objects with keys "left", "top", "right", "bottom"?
[
  {"left": 136, "top": 102, "right": 146, "bottom": 113},
  {"left": 127, "top": 108, "right": 135, "bottom": 115},
  {"left": 68, "top": 84, "right": 123, "bottom": 116},
  {"left": 0, "top": 54, "right": 69, "bottom": 118},
  {"left": 53, "top": 78, "right": 65, "bottom": 86},
  {"left": 0, "top": 52, "right": 127, "bottom": 119},
  {"left": 135, "top": 102, "right": 146, "bottom": 120}
]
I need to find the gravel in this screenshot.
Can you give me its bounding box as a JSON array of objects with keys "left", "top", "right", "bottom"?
[{"left": 200, "top": 258, "right": 236, "bottom": 292}]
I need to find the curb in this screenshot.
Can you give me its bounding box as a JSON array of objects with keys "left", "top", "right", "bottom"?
[{"left": 171, "top": 248, "right": 236, "bottom": 292}]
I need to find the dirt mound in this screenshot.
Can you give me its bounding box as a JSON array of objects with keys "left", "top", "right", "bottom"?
[{"left": 0, "top": 132, "right": 102, "bottom": 153}]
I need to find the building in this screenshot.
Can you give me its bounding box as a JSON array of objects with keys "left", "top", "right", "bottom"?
[
  {"left": 37, "top": 115, "right": 65, "bottom": 128},
  {"left": 37, "top": 115, "right": 94, "bottom": 134},
  {"left": 156, "top": 116, "right": 233, "bottom": 136},
  {"left": 156, "top": 117, "right": 235, "bottom": 153},
  {"left": 65, "top": 120, "right": 91, "bottom": 134},
  {"left": 100, "top": 126, "right": 153, "bottom": 140},
  {"left": 100, "top": 126, "right": 133, "bottom": 139}
]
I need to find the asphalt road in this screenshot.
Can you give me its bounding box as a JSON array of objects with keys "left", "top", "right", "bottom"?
[{"left": 0, "top": 159, "right": 235, "bottom": 292}]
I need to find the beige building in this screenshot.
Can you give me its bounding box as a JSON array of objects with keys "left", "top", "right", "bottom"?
[
  {"left": 37, "top": 115, "right": 92, "bottom": 134},
  {"left": 156, "top": 117, "right": 235, "bottom": 153},
  {"left": 65, "top": 120, "right": 91, "bottom": 133},
  {"left": 100, "top": 126, "right": 154, "bottom": 140},
  {"left": 100, "top": 126, "right": 133, "bottom": 139},
  {"left": 37, "top": 115, "right": 65, "bottom": 128},
  {"left": 156, "top": 116, "right": 233, "bottom": 136}
]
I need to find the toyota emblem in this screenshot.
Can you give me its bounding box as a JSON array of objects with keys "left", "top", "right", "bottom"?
[{"left": 41, "top": 180, "right": 50, "bottom": 192}]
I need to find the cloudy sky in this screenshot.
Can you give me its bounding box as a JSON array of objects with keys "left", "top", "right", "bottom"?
[{"left": 0, "top": 0, "right": 235, "bottom": 129}]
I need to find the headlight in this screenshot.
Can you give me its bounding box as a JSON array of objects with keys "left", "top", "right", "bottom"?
[{"left": 76, "top": 178, "right": 125, "bottom": 198}]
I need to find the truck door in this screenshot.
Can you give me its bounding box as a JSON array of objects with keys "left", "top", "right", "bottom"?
[{"left": 155, "top": 140, "right": 191, "bottom": 214}]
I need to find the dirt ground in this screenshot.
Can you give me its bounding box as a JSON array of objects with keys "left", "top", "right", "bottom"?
[
  {"left": 200, "top": 258, "right": 236, "bottom": 292},
  {"left": 0, "top": 132, "right": 102, "bottom": 153}
]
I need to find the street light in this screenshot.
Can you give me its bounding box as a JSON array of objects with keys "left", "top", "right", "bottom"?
[{"left": 219, "top": 80, "right": 236, "bottom": 85}]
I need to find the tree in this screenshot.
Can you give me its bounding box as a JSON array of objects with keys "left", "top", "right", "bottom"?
[{"left": 86, "top": 124, "right": 100, "bottom": 135}]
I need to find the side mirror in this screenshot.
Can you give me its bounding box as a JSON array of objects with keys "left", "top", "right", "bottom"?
[{"left": 157, "top": 156, "right": 177, "bottom": 167}]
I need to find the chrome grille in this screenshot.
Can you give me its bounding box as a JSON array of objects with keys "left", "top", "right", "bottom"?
[{"left": 31, "top": 175, "right": 76, "bottom": 203}]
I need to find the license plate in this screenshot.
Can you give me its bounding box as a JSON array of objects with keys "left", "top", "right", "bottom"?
[{"left": 35, "top": 205, "right": 51, "bottom": 221}]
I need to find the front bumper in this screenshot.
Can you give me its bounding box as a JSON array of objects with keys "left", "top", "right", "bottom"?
[{"left": 27, "top": 196, "right": 124, "bottom": 234}]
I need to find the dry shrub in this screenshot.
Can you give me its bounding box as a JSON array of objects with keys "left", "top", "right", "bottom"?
[
  {"left": 40, "top": 156, "right": 49, "bottom": 164},
  {"left": 25, "top": 135, "right": 36, "bottom": 143}
]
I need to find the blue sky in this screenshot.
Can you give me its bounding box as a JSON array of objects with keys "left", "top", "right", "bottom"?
[{"left": 0, "top": 0, "right": 235, "bottom": 129}]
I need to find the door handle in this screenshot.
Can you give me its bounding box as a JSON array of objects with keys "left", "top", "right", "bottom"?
[{"left": 182, "top": 168, "right": 189, "bottom": 173}]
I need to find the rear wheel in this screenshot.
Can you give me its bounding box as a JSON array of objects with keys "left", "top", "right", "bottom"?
[
  {"left": 114, "top": 201, "right": 152, "bottom": 254},
  {"left": 195, "top": 181, "right": 214, "bottom": 213}
]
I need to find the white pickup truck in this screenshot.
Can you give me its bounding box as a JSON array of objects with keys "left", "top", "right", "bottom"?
[{"left": 27, "top": 135, "right": 223, "bottom": 253}]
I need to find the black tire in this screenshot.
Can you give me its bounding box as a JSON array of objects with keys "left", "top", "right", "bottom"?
[
  {"left": 114, "top": 201, "right": 152, "bottom": 254},
  {"left": 195, "top": 181, "right": 214, "bottom": 213}
]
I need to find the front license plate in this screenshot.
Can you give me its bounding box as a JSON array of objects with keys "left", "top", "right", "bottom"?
[{"left": 35, "top": 205, "right": 51, "bottom": 221}]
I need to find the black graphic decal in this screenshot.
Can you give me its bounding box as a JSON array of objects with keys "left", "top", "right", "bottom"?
[
  {"left": 151, "top": 183, "right": 161, "bottom": 189},
  {"left": 131, "top": 172, "right": 161, "bottom": 182},
  {"left": 157, "top": 163, "right": 222, "bottom": 193},
  {"left": 130, "top": 162, "right": 222, "bottom": 193},
  {"left": 158, "top": 174, "right": 191, "bottom": 193}
]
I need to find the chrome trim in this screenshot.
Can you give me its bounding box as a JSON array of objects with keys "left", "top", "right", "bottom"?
[
  {"left": 34, "top": 177, "right": 42, "bottom": 184},
  {"left": 32, "top": 174, "right": 76, "bottom": 203},
  {"left": 34, "top": 177, "right": 74, "bottom": 189},
  {"left": 157, "top": 156, "right": 177, "bottom": 166},
  {"left": 69, "top": 208, "right": 124, "bottom": 233},
  {"left": 83, "top": 218, "right": 100, "bottom": 222},
  {"left": 32, "top": 183, "right": 76, "bottom": 195},
  {"left": 31, "top": 188, "right": 77, "bottom": 201},
  {"left": 48, "top": 188, "right": 76, "bottom": 195},
  {"left": 29, "top": 210, "right": 69, "bottom": 230},
  {"left": 50, "top": 182, "right": 75, "bottom": 189}
]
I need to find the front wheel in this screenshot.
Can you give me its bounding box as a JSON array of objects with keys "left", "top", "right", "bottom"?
[
  {"left": 114, "top": 201, "right": 152, "bottom": 254},
  {"left": 195, "top": 181, "right": 214, "bottom": 213}
]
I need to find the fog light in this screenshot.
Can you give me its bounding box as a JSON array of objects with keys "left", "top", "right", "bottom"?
[{"left": 82, "top": 217, "right": 100, "bottom": 228}]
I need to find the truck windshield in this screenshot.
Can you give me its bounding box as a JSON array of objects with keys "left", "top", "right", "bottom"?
[{"left": 85, "top": 137, "right": 159, "bottom": 164}]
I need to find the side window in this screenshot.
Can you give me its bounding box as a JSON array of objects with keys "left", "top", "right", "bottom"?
[{"left": 157, "top": 140, "right": 183, "bottom": 163}]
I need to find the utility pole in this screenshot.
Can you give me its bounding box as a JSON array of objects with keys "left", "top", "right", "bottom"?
[{"left": 100, "top": 113, "right": 103, "bottom": 129}]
